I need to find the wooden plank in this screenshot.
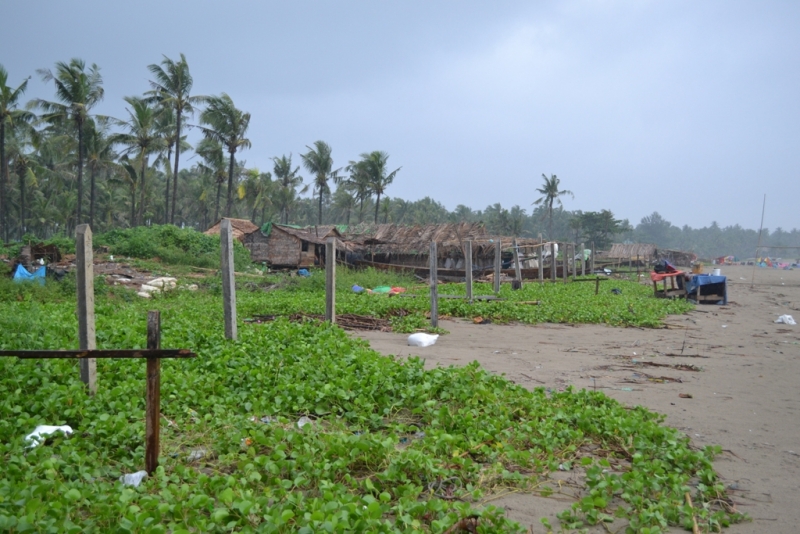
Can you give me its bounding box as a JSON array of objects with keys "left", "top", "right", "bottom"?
[
  {"left": 145, "top": 311, "right": 161, "bottom": 476},
  {"left": 430, "top": 242, "right": 438, "bottom": 328},
  {"left": 221, "top": 219, "right": 238, "bottom": 340},
  {"left": 465, "top": 240, "right": 473, "bottom": 303},
  {"left": 538, "top": 234, "right": 544, "bottom": 284},
  {"left": 0, "top": 349, "right": 196, "bottom": 359},
  {"left": 550, "top": 242, "right": 557, "bottom": 281},
  {"left": 325, "top": 237, "right": 336, "bottom": 323},
  {"left": 493, "top": 240, "right": 501, "bottom": 294},
  {"left": 75, "top": 224, "right": 97, "bottom": 394}
]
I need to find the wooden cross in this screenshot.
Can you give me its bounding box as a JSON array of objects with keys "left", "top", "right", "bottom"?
[{"left": 0, "top": 311, "right": 196, "bottom": 475}]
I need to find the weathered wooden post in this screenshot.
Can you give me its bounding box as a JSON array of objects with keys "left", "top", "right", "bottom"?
[
  {"left": 430, "top": 242, "right": 438, "bottom": 328},
  {"left": 325, "top": 237, "right": 336, "bottom": 323},
  {"left": 220, "top": 218, "right": 237, "bottom": 340},
  {"left": 75, "top": 224, "right": 97, "bottom": 394},
  {"left": 493, "top": 240, "right": 501, "bottom": 294},
  {"left": 562, "top": 244, "right": 568, "bottom": 284},
  {"left": 145, "top": 311, "right": 161, "bottom": 475},
  {"left": 513, "top": 238, "right": 522, "bottom": 289},
  {"left": 465, "top": 240, "right": 473, "bottom": 303},
  {"left": 581, "top": 242, "right": 586, "bottom": 276},
  {"left": 550, "top": 242, "right": 557, "bottom": 282},
  {"left": 636, "top": 254, "right": 640, "bottom": 279},
  {"left": 538, "top": 234, "right": 544, "bottom": 284},
  {"left": 591, "top": 241, "right": 596, "bottom": 273}
]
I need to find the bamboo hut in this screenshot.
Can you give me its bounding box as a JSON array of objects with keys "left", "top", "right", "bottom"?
[
  {"left": 204, "top": 218, "right": 260, "bottom": 242},
  {"left": 607, "top": 243, "right": 696, "bottom": 267},
  {"left": 244, "top": 224, "right": 341, "bottom": 268}
]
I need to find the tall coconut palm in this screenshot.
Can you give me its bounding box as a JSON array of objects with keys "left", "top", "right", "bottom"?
[
  {"left": 301, "top": 140, "right": 339, "bottom": 225},
  {"left": 1, "top": 65, "right": 33, "bottom": 241},
  {"left": 195, "top": 138, "right": 227, "bottom": 222},
  {"left": 147, "top": 54, "right": 204, "bottom": 224},
  {"left": 32, "top": 58, "right": 104, "bottom": 226},
  {"left": 352, "top": 150, "right": 401, "bottom": 224},
  {"left": 532, "top": 173, "right": 573, "bottom": 240},
  {"left": 111, "top": 96, "right": 166, "bottom": 226},
  {"left": 272, "top": 154, "right": 307, "bottom": 224},
  {"left": 84, "top": 117, "right": 116, "bottom": 228},
  {"left": 198, "top": 94, "right": 251, "bottom": 217}
]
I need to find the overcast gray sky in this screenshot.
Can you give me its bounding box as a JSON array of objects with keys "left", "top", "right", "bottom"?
[{"left": 4, "top": 1, "right": 798, "bottom": 230}]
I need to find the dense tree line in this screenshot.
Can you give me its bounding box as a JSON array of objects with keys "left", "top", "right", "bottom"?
[{"left": 2, "top": 58, "right": 796, "bottom": 262}]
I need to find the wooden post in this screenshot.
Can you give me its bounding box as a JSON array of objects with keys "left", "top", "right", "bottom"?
[
  {"left": 636, "top": 254, "right": 640, "bottom": 279},
  {"left": 550, "top": 242, "right": 557, "bottom": 281},
  {"left": 75, "top": 224, "right": 96, "bottom": 394},
  {"left": 220, "top": 218, "right": 237, "bottom": 340},
  {"left": 493, "top": 240, "right": 501, "bottom": 294},
  {"left": 538, "top": 234, "right": 544, "bottom": 284},
  {"left": 591, "top": 241, "right": 596, "bottom": 273},
  {"left": 145, "top": 311, "right": 161, "bottom": 475},
  {"left": 581, "top": 242, "right": 585, "bottom": 276},
  {"left": 513, "top": 238, "right": 522, "bottom": 288},
  {"left": 430, "top": 242, "right": 438, "bottom": 328},
  {"left": 465, "top": 239, "right": 473, "bottom": 303},
  {"left": 325, "top": 237, "right": 336, "bottom": 323},
  {"left": 562, "top": 243, "right": 568, "bottom": 284}
]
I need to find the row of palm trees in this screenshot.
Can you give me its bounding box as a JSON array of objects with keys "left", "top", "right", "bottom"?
[{"left": 1, "top": 56, "right": 405, "bottom": 242}]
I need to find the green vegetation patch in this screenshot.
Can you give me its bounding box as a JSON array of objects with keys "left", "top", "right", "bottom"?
[{"left": 0, "top": 282, "right": 740, "bottom": 532}]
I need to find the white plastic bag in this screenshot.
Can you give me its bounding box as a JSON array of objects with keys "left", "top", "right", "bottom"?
[
  {"left": 775, "top": 315, "right": 796, "bottom": 325},
  {"left": 24, "top": 425, "right": 73, "bottom": 448},
  {"left": 120, "top": 471, "right": 148, "bottom": 487},
  {"left": 408, "top": 333, "right": 439, "bottom": 347}
]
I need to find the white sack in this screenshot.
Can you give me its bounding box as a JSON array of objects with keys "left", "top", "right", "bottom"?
[{"left": 408, "top": 333, "right": 439, "bottom": 347}]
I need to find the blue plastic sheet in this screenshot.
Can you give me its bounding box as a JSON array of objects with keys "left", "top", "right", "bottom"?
[
  {"left": 685, "top": 274, "right": 726, "bottom": 305},
  {"left": 13, "top": 264, "right": 46, "bottom": 285}
]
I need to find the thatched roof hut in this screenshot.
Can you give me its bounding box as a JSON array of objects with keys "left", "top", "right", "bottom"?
[
  {"left": 204, "top": 218, "right": 260, "bottom": 242},
  {"left": 607, "top": 243, "right": 696, "bottom": 267},
  {"left": 244, "top": 224, "right": 342, "bottom": 267}
]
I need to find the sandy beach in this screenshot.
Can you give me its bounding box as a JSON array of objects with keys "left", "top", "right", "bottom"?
[{"left": 355, "top": 265, "right": 800, "bottom": 533}]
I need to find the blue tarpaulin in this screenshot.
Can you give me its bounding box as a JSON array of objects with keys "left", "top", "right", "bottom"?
[
  {"left": 13, "top": 264, "right": 46, "bottom": 285},
  {"left": 685, "top": 274, "right": 726, "bottom": 305}
]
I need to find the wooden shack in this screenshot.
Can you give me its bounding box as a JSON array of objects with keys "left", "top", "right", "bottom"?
[
  {"left": 607, "top": 243, "right": 697, "bottom": 267},
  {"left": 244, "top": 224, "right": 341, "bottom": 268}
]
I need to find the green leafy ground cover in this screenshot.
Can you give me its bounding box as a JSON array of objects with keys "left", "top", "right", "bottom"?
[
  {"left": 0, "top": 277, "right": 742, "bottom": 533},
  {"left": 244, "top": 269, "right": 693, "bottom": 332}
]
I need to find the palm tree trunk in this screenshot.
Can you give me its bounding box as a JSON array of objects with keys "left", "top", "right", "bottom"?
[
  {"left": 77, "top": 121, "right": 84, "bottom": 225},
  {"left": 318, "top": 189, "right": 323, "bottom": 225},
  {"left": 214, "top": 180, "right": 221, "bottom": 222},
  {"left": 374, "top": 192, "right": 381, "bottom": 224},
  {"left": 171, "top": 112, "right": 182, "bottom": 225},
  {"left": 138, "top": 153, "right": 148, "bottom": 226},
  {"left": 18, "top": 164, "right": 25, "bottom": 238},
  {"left": 226, "top": 150, "right": 235, "bottom": 217},
  {"left": 89, "top": 164, "right": 96, "bottom": 228},
  {"left": 0, "top": 121, "right": 6, "bottom": 242},
  {"left": 130, "top": 182, "right": 136, "bottom": 228},
  {"left": 164, "top": 148, "right": 172, "bottom": 224}
]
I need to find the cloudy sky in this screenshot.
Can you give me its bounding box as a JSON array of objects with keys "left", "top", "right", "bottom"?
[{"left": 3, "top": 1, "right": 798, "bottom": 230}]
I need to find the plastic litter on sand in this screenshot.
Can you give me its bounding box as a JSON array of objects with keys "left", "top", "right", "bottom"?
[
  {"left": 775, "top": 315, "right": 796, "bottom": 325},
  {"left": 24, "top": 425, "right": 73, "bottom": 448},
  {"left": 297, "top": 416, "right": 313, "bottom": 429},
  {"left": 408, "top": 333, "right": 439, "bottom": 347},
  {"left": 119, "top": 471, "right": 148, "bottom": 487}
]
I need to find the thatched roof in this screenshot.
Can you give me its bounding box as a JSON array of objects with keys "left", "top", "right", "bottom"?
[
  {"left": 607, "top": 243, "right": 657, "bottom": 259},
  {"left": 273, "top": 225, "right": 341, "bottom": 245},
  {"left": 204, "top": 218, "right": 260, "bottom": 242},
  {"left": 341, "top": 222, "right": 545, "bottom": 257}
]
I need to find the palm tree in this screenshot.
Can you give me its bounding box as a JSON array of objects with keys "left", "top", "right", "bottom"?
[
  {"left": 272, "top": 154, "right": 307, "bottom": 224},
  {"left": 195, "top": 138, "right": 227, "bottom": 222},
  {"left": 301, "top": 140, "right": 339, "bottom": 225},
  {"left": 1, "top": 65, "right": 33, "bottom": 241},
  {"left": 344, "top": 158, "right": 373, "bottom": 223},
  {"left": 198, "top": 94, "right": 251, "bottom": 217},
  {"left": 111, "top": 96, "right": 166, "bottom": 226},
  {"left": 84, "top": 117, "right": 116, "bottom": 228},
  {"left": 147, "top": 54, "right": 204, "bottom": 224},
  {"left": 352, "top": 151, "right": 401, "bottom": 223},
  {"left": 533, "top": 173, "right": 573, "bottom": 240},
  {"left": 32, "top": 58, "right": 104, "bottom": 226}
]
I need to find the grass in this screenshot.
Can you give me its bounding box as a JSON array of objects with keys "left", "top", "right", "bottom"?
[{"left": 0, "top": 270, "right": 744, "bottom": 533}]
